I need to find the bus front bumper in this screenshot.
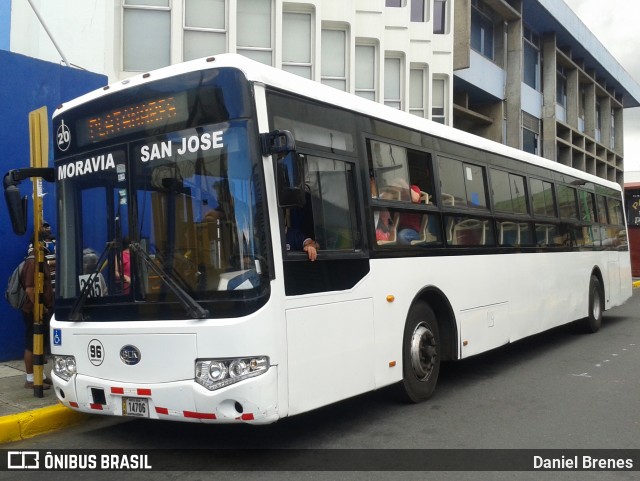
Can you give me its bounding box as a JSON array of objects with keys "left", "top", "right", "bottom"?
[{"left": 51, "top": 367, "right": 280, "bottom": 424}]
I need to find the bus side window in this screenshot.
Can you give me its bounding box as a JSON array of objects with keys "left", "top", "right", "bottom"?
[
  {"left": 286, "top": 154, "right": 359, "bottom": 254},
  {"left": 446, "top": 216, "right": 494, "bottom": 246},
  {"left": 530, "top": 178, "right": 556, "bottom": 217},
  {"left": 368, "top": 140, "right": 411, "bottom": 201},
  {"left": 438, "top": 157, "right": 488, "bottom": 209},
  {"left": 407, "top": 149, "right": 435, "bottom": 206},
  {"left": 535, "top": 223, "right": 560, "bottom": 246}
]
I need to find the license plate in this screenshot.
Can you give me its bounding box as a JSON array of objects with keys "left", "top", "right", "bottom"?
[{"left": 122, "top": 397, "right": 149, "bottom": 418}]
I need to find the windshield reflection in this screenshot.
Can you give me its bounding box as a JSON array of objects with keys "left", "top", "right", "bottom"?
[
  {"left": 134, "top": 121, "right": 263, "bottom": 298},
  {"left": 57, "top": 120, "right": 267, "bottom": 311}
]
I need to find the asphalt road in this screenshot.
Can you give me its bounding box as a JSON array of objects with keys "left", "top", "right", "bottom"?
[{"left": 4, "top": 289, "right": 639, "bottom": 481}]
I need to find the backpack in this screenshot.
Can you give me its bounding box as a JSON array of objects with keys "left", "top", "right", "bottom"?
[{"left": 5, "top": 261, "right": 26, "bottom": 310}]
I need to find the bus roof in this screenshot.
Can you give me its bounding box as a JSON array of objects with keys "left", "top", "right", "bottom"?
[{"left": 55, "top": 53, "right": 621, "bottom": 192}]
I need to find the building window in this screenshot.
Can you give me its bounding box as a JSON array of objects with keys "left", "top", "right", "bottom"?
[
  {"left": 409, "top": 67, "right": 427, "bottom": 117},
  {"left": 471, "top": 2, "right": 494, "bottom": 60},
  {"left": 578, "top": 86, "right": 586, "bottom": 133},
  {"left": 321, "top": 28, "right": 347, "bottom": 91},
  {"left": 183, "top": 0, "right": 226, "bottom": 61},
  {"left": 522, "top": 111, "right": 540, "bottom": 155},
  {"left": 432, "top": 77, "right": 446, "bottom": 124},
  {"left": 355, "top": 43, "right": 377, "bottom": 101},
  {"left": 282, "top": 11, "right": 313, "bottom": 79},
  {"left": 595, "top": 100, "right": 602, "bottom": 143},
  {"left": 433, "top": 0, "right": 447, "bottom": 34},
  {"left": 522, "top": 129, "right": 538, "bottom": 155},
  {"left": 411, "top": 0, "right": 427, "bottom": 22},
  {"left": 386, "top": 0, "right": 406, "bottom": 6},
  {"left": 237, "top": 0, "right": 272, "bottom": 65},
  {"left": 384, "top": 56, "right": 402, "bottom": 110},
  {"left": 523, "top": 26, "right": 540, "bottom": 90},
  {"left": 556, "top": 65, "right": 567, "bottom": 122},
  {"left": 611, "top": 109, "right": 616, "bottom": 149},
  {"left": 123, "top": 0, "right": 171, "bottom": 72}
]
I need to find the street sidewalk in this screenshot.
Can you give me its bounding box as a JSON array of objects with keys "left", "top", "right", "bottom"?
[
  {"left": 0, "top": 358, "right": 89, "bottom": 444},
  {"left": 2, "top": 280, "right": 640, "bottom": 444}
]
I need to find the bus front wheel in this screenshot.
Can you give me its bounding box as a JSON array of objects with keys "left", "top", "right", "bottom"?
[
  {"left": 401, "top": 302, "right": 441, "bottom": 403},
  {"left": 582, "top": 275, "right": 603, "bottom": 333}
]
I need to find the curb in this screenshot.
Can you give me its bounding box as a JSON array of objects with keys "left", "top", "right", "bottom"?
[{"left": 0, "top": 404, "right": 90, "bottom": 444}]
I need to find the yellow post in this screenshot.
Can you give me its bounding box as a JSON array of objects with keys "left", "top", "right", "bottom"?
[{"left": 29, "top": 106, "right": 48, "bottom": 398}]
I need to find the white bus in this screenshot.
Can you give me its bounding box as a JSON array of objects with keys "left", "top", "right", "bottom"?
[{"left": 6, "top": 54, "right": 631, "bottom": 423}]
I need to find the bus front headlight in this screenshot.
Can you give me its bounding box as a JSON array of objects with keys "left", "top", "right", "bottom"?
[
  {"left": 195, "top": 356, "right": 269, "bottom": 391},
  {"left": 53, "top": 355, "right": 77, "bottom": 381}
]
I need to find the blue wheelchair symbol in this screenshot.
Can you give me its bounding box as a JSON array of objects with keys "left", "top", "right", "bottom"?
[{"left": 53, "top": 328, "right": 62, "bottom": 346}]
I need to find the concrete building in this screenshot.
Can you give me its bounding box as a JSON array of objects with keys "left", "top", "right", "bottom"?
[
  {"left": 7, "top": 0, "right": 455, "bottom": 126},
  {"left": 5, "top": 0, "right": 640, "bottom": 183},
  {"left": 453, "top": 0, "right": 640, "bottom": 184}
]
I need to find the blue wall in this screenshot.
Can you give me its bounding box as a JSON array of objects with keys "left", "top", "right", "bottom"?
[{"left": 0, "top": 50, "right": 107, "bottom": 361}]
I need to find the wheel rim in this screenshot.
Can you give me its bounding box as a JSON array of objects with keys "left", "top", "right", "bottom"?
[{"left": 410, "top": 323, "right": 438, "bottom": 382}]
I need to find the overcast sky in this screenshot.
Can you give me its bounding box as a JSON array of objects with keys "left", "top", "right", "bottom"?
[{"left": 563, "top": 0, "right": 640, "bottom": 173}]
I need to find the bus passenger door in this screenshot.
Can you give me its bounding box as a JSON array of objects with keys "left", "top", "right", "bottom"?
[
  {"left": 285, "top": 299, "right": 375, "bottom": 416},
  {"left": 281, "top": 153, "right": 374, "bottom": 415}
]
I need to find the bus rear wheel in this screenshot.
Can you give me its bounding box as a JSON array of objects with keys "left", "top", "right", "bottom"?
[
  {"left": 401, "top": 302, "right": 440, "bottom": 403},
  {"left": 581, "top": 275, "right": 603, "bottom": 333}
]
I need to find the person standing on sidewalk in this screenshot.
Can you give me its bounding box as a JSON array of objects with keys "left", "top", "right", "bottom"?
[{"left": 20, "top": 242, "right": 54, "bottom": 389}]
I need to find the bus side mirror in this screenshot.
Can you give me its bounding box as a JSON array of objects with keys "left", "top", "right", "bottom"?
[
  {"left": 261, "top": 130, "right": 305, "bottom": 208},
  {"left": 3, "top": 173, "right": 28, "bottom": 235},
  {"left": 261, "top": 129, "right": 296, "bottom": 156}
]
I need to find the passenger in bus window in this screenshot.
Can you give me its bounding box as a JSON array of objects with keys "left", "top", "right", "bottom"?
[
  {"left": 398, "top": 185, "right": 423, "bottom": 244},
  {"left": 115, "top": 237, "right": 131, "bottom": 294},
  {"left": 285, "top": 226, "right": 319, "bottom": 261},
  {"left": 375, "top": 209, "right": 393, "bottom": 241},
  {"left": 370, "top": 172, "right": 378, "bottom": 198}
]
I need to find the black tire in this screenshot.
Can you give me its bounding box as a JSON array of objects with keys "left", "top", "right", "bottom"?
[
  {"left": 400, "top": 302, "right": 441, "bottom": 403},
  {"left": 582, "top": 275, "right": 603, "bottom": 333}
]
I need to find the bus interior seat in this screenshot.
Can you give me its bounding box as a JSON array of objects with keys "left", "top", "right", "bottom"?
[
  {"left": 453, "top": 218, "right": 487, "bottom": 246},
  {"left": 379, "top": 186, "right": 402, "bottom": 200},
  {"left": 410, "top": 214, "right": 438, "bottom": 245},
  {"left": 377, "top": 212, "right": 400, "bottom": 246},
  {"left": 441, "top": 193, "right": 455, "bottom": 206},
  {"left": 499, "top": 221, "right": 520, "bottom": 246}
]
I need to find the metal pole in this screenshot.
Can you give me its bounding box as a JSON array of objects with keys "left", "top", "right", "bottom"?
[
  {"left": 26, "top": 0, "right": 70, "bottom": 67},
  {"left": 29, "top": 106, "right": 49, "bottom": 398}
]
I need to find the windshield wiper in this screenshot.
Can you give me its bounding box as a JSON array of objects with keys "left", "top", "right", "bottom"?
[
  {"left": 129, "top": 242, "right": 210, "bottom": 319},
  {"left": 69, "top": 241, "right": 114, "bottom": 321}
]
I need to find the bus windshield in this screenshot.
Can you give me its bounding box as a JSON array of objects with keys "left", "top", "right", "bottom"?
[{"left": 56, "top": 119, "right": 269, "bottom": 320}]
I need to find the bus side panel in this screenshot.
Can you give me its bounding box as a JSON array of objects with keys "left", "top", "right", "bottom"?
[
  {"left": 608, "top": 249, "right": 632, "bottom": 308},
  {"left": 285, "top": 298, "right": 375, "bottom": 416},
  {"left": 607, "top": 259, "right": 621, "bottom": 305},
  {"left": 616, "top": 249, "right": 633, "bottom": 306},
  {"left": 459, "top": 302, "right": 510, "bottom": 358}
]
